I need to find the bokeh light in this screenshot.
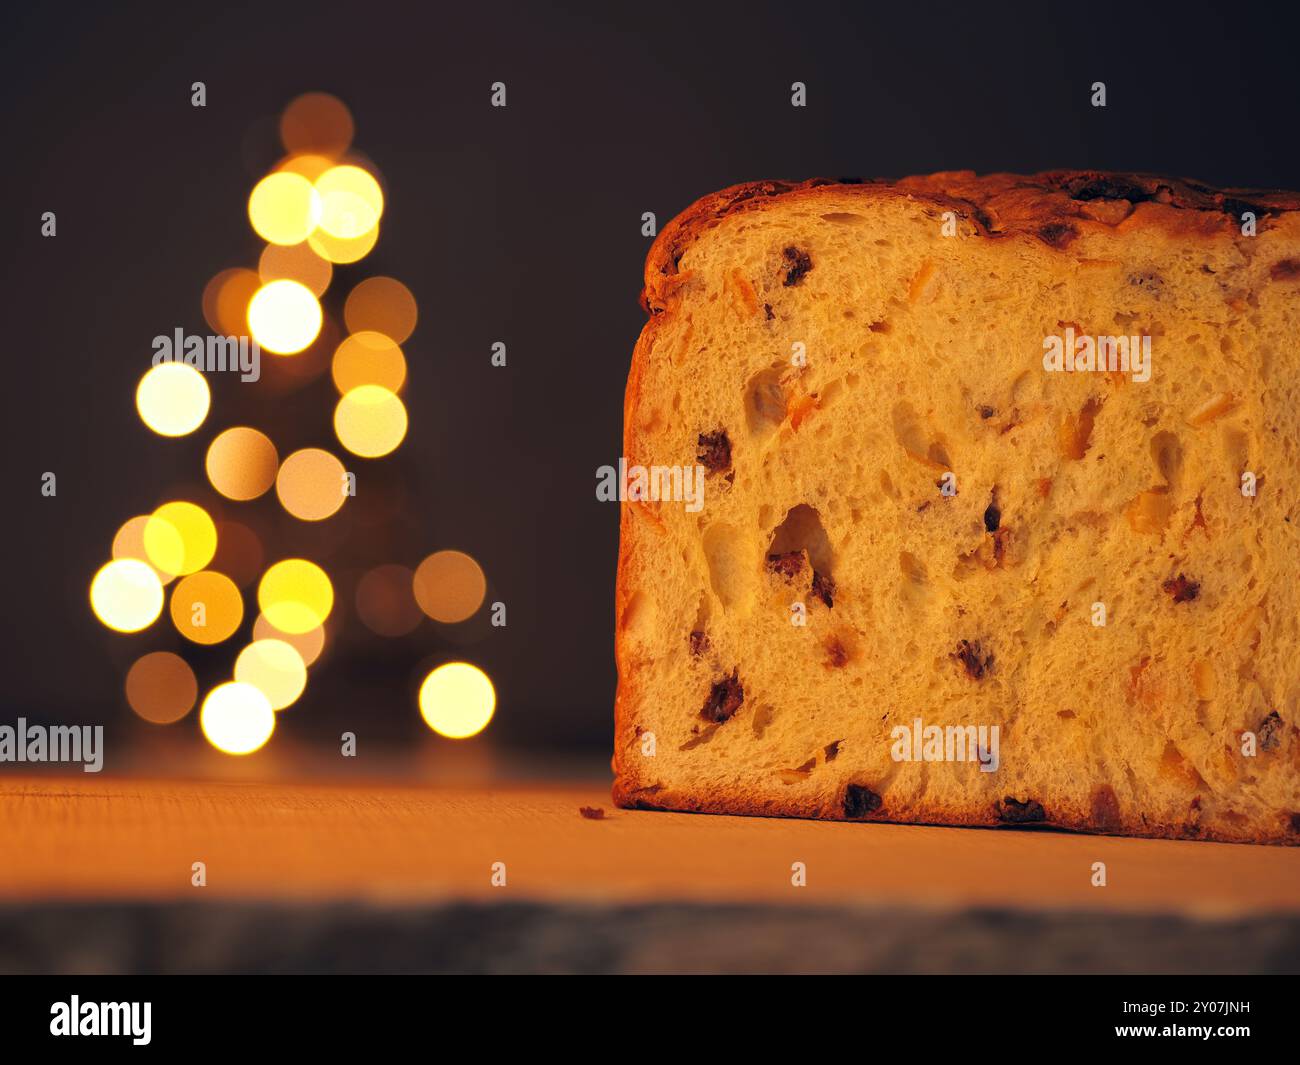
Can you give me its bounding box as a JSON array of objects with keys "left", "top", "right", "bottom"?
[
  {"left": 276, "top": 152, "right": 336, "bottom": 183},
  {"left": 258, "top": 240, "right": 332, "bottom": 297},
  {"left": 169, "top": 570, "right": 243, "bottom": 644},
  {"left": 136, "top": 363, "right": 210, "bottom": 437},
  {"left": 200, "top": 682, "right": 275, "bottom": 755},
  {"left": 90, "top": 559, "right": 165, "bottom": 632},
  {"left": 248, "top": 171, "right": 321, "bottom": 246},
  {"left": 314, "top": 164, "right": 383, "bottom": 239},
  {"left": 343, "top": 277, "right": 418, "bottom": 343},
  {"left": 253, "top": 613, "right": 325, "bottom": 667},
  {"left": 279, "top": 92, "right": 354, "bottom": 157},
  {"left": 206, "top": 427, "right": 279, "bottom": 501},
  {"left": 413, "top": 550, "right": 487, "bottom": 623},
  {"left": 202, "top": 267, "right": 261, "bottom": 336},
  {"left": 331, "top": 331, "right": 406, "bottom": 394},
  {"left": 258, "top": 559, "right": 334, "bottom": 634},
  {"left": 355, "top": 564, "right": 422, "bottom": 636},
  {"left": 308, "top": 222, "right": 379, "bottom": 264},
  {"left": 418, "top": 662, "right": 496, "bottom": 739},
  {"left": 125, "top": 651, "right": 197, "bottom": 724},
  {"left": 247, "top": 279, "right": 322, "bottom": 355},
  {"left": 112, "top": 515, "right": 176, "bottom": 582},
  {"left": 275, "top": 447, "right": 348, "bottom": 521},
  {"left": 334, "top": 384, "right": 407, "bottom": 457},
  {"left": 143, "top": 501, "right": 217, "bottom": 576},
  {"left": 235, "top": 639, "right": 307, "bottom": 710}
]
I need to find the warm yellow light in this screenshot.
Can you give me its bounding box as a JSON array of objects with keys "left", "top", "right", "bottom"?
[
  {"left": 112, "top": 515, "right": 176, "bottom": 582},
  {"left": 202, "top": 268, "right": 261, "bottom": 336},
  {"left": 205, "top": 426, "right": 279, "bottom": 501},
  {"left": 253, "top": 613, "right": 325, "bottom": 666},
  {"left": 248, "top": 171, "right": 321, "bottom": 246},
  {"left": 418, "top": 662, "right": 496, "bottom": 739},
  {"left": 143, "top": 501, "right": 217, "bottom": 576},
  {"left": 90, "top": 559, "right": 165, "bottom": 633},
  {"left": 125, "top": 651, "right": 197, "bottom": 724},
  {"left": 314, "top": 165, "right": 383, "bottom": 239},
  {"left": 334, "top": 385, "right": 407, "bottom": 458},
  {"left": 308, "top": 223, "right": 379, "bottom": 264},
  {"left": 276, "top": 153, "right": 336, "bottom": 183},
  {"left": 331, "top": 331, "right": 406, "bottom": 394},
  {"left": 169, "top": 570, "right": 243, "bottom": 644},
  {"left": 275, "top": 447, "right": 348, "bottom": 521},
  {"left": 136, "top": 363, "right": 210, "bottom": 437},
  {"left": 343, "top": 277, "right": 418, "bottom": 344},
  {"left": 200, "top": 682, "right": 275, "bottom": 755},
  {"left": 235, "top": 639, "right": 307, "bottom": 710},
  {"left": 258, "top": 559, "right": 334, "bottom": 635},
  {"left": 247, "top": 279, "right": 322, "bottom": 355},
  {"left": 412, "top": 550, "right": 487, "bottom": 623},
  {"left": 280, "top": 93, "right": 354, "bottom": 157},
  {"left": 258, "top": 241, "right": 332, "bottom": 296}
]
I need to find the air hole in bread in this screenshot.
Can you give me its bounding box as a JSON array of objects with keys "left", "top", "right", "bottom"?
[
  {"left": 1221, "top": 426, "right": 1251, "bottom": 474},
  {"left": 702, "top": 522, "right": 752, "bottom": 609},
  {"left": 819, "top": 377, "right": 845, "bottom": 410},
  {"left": 620, "top": 591, "right": 651, "bottom": 640},
  {"left": 899, "top": 551, "right": 927, "bottom": 584},
  {"left": 744, "top": 364, "right": 789, "bottom": 438},
  {"left": 1150, "top": 430, "right": 1184, "bottom": 487},
  {"left": 1192, "top": 659, "right": 1216, "bottom": 700},
  {"left": 779, "top": 757, "right": 817, "bottom": 784},
  {"left": 891, "top": 400, "right": 951, "bottom": 468},
  {"left": 768, "top": 504, "right": 835, "bottom": 580},
  {"left": 1159, "top": 741, "right": 1209, "bottom": 791}
]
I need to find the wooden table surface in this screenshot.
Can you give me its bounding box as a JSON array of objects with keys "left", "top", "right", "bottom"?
[
  {"left": 2, "top": 775, "right": 1297, "bottom": 915},
  {"left": 3, "top": 775, "right": 1299, "bottom": 972}
]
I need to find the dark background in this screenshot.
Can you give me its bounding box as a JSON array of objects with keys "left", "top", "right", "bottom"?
[{"left": 1, "top": 0, "right": 1296, "bottom": 766}]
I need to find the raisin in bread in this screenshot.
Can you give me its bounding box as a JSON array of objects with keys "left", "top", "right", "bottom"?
[{"left": 613, "top": 171, "right": 1300, "bottom": 845}]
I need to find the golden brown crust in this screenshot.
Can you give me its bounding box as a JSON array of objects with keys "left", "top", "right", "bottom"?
[
  {"left": 615, "top": 779, "right": 1300, "bottom": 846},
  {"left": 641, "top": 170, "right": 1300, "bottom": 312}
]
